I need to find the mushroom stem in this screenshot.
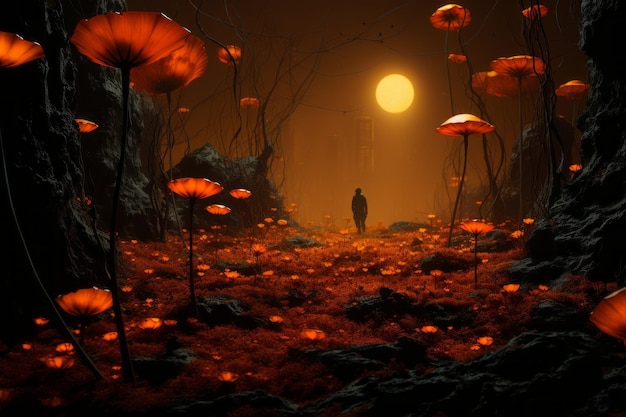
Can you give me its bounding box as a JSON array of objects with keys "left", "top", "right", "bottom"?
[
  {"left": 447, "top": 134, "right": 469, "bottom": 247},
  {"left": 188, "top": 198, "right": 199, "bottom": 317},
  {"left": 108, "top": 66, "right": 135, "bottom": 383}
]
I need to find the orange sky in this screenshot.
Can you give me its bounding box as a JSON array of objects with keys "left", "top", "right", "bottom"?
[{"left": 125, "top": 1, "right": 586, "bottom": 227}]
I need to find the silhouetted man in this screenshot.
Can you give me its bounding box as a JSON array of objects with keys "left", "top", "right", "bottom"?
[{"left": 351, "top": 188, "right": 367, "bottom": 234}]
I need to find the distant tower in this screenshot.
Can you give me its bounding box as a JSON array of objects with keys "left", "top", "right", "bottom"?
[{"left": 356, "top": 116, "right": 373, "bottom": 179}]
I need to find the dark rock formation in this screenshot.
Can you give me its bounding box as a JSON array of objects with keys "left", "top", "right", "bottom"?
[{"left": 511, "top": 0, "right": 626, "bottom": 284}]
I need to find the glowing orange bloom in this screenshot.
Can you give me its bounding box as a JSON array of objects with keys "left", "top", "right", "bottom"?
[
  {"left": 75, "top": 118, "right": 99, "bottom": 133},
  {"left": 217, "top": 44, "right": 241, "bottom": 65},
  {"left": 436, "top": 114, "right": 496, "bottom": 137},
  {"left": 430, "top": 4, "right": 471, "bottom": 31},
  {"left": 102, "top": 332, "right": 118, "bottom": 341},
  {"left": 168, "top": 177, "right": 223, "bottom": 200},
  {"left": 477, "top": 336, "right": 493, "bottom": 346},
  {"left": 421, "top": 325, "right": 439, "bottom": 334},
  {"left": 41, "top": 355, "right": 76, "bottom": 370},
  {"left": 490, "top": 55, "right": 545, "bottom": 79},
  {"left": 300, "top": 329, "right": 327, "bottom": 341},
  {"left": 522, "top": 4, "right": 548, "bottom": 20},
  {"left": 569, "top": 163, "right": 583, "bottom": 173},
  {"left": 240, "top": 97, "right": 260, "bottom": 109},
  {"left": 205, "top": 204, "right": 231, "bottom": 215},
  {"left": 556, "top": 80, "right": 590, "bottom": 101},
  {"left": 56, "top": 287, "right": 113, "bottom": 317},
  {"left": 70, "top": 11, "right": 191, "bottom": 69},
  {"left": 229, "top": 188, "right": 252, "bottom": 199},
  {"left": 502, "top": 284, "right": 520, "bottom": 293},
  {"left": 472, "top": 70, "right": 540, "bottom": 97},
  {"left": 590, "top": 287, "right": 626, "bottom": 344},
  {"left": 138, "top": 318, "right": 162, "bottom": 330},
  {"left": 218, "top": 371, "right": 239, "bottom": 382},
  {"left": 448, "top": 53, "right": 466, "bottom": 64},
  {"left": 459, "top": 219, "right": 495, "bottom": 236},
  {"left": 0, "top": 31, "right": 45, "bottom": 68},
  {"left": 55, "top": 343, "right": 75, "bottom": 353},
  {"left": 130, "top": 34, "right": 208, "bottom": 95}
]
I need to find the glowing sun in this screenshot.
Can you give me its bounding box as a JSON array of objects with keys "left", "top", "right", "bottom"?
[{"left": 376, "top": 74, "right": 414, "bottom": 113}]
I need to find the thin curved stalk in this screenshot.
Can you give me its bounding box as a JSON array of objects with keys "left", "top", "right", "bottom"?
[
  {"left": 108, "top": 66, "right": 135, "bottom": 383},
  {"left": 517, "top": 76, "right": 523, "bottom": 220},
  {"left": 445, "top": 24, "right": 455, "bottom": 115},
  {"left": 188, "top": 198, "right": 198, "bottom": 317},
  {"left": 447, "top": 134, "right": 469, "bottom": 247},
  {"left": 473, "top": 235, "right": 478, "bottom": 285},
  {"left": 0, "top": 130, "right": 104, "bottom": 380}
]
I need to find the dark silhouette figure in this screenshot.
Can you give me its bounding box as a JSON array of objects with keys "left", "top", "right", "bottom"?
[{"left": 351, "top": 188, "right": 368, "bottom": 234}]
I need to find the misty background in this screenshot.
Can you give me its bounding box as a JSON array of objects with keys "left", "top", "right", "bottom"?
[{"left": 125, "top": 0, "right": 585, "bottom": 227}]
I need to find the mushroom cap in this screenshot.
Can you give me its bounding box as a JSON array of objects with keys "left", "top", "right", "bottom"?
[
  {"left": 490, "top": 55, "right": 546, "bottom": 78},
  {"left": 229, "top": 188, "right": 252, "bottom": 199},
  {"left": 168, "top": 177, "right": 223, "bottom": 199},
  {"left": 459, "top": 219, "right": 495, "bottom": 235},
  {"left": 472, "top": 70, "right": 540, "bottom": 97},
  {"left": 130, "top": 34, "right": 208, "bottom": 95},
  {"left": 555, "top": 79, "right": 590, "bottom": 100},
  {"left": 430, "top": 4, "right": 471, "bottom": 31},
  {"left": 217, "top": 44, "right": 242, "bottom": 65},
  {"left": 436, "top": 114, "right": 496, "bottom": 137},
  {"left": 0, "top": 31, "right": 44, "bottom": 68},
  {"left": 590, "top": 287, "right": 626, "bottom": 343},
  {"left": 205, "top": 204, "right": 232, "bottom": 215},
  {"left": 56, "top": 287, "right": 113, "bottom": 317},
  {"left": 70, "top": 11, "right": 190, "bottom": 69},
  {"left": 74, "top": 118, "right": 99, "bottom": 133}
]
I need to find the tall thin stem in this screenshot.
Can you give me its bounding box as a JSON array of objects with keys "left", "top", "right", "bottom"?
[
  {"left": 517, "top": 76, "right": 523, "bottom": 220},
  {"left": 108, "top": 66, "right": 135, "bottom": 383},
  {"left": 447, "top": 134, "right": 469, "bottom": 247},
  {"left": 188, "top": 198, "right": 198, "bottom": 317},
  {"left": 473, "top": 235, "right": 478, "bottom": 285}
]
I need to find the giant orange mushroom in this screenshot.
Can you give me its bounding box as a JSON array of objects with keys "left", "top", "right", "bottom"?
[
  {"left": 70, "top": 11, "right": 190, "bottom": 383},
  {"left": 168, "top": 177, "right": 223, "bottom": 316},
  {"left": 430, "top": 4, "right": 471, "bottom": 115},
  {"left": 459, "top": 219, "right": 495, "bottom": 285},
  {"left": 206, "top": 204, "right": 231, "bottom": 215},
  {"left": 56, "top": 287, "right": 113, "bottom": 344},
  {"left": 429, "top": 4, "right": 471, "bottom": 31},
  {"left": 590, "top": 287, "right": 626, "bottom": 345},
  {"left": 130, "top": 33, "right": 209, "bottom": 221},
  {"left": 556, "top": 79, "right": 590, "bottom": 125},
  {"left": 436, "top": 114, "right": 496, "bottom": 247},
  {"left": 217, "top": 44, "right": 241, "bottom": 65},
  {"left": 0, "top": 31, "right": 44, "bottom": 68},
  {"left": 74, "top": 118, "right": 99, "bottom": 133},
  {"left": 490, "top": 55, "right": 545, "bottom": 221},
  {"left": 130, "top": 33, "right": 208, "bottom": 95}
]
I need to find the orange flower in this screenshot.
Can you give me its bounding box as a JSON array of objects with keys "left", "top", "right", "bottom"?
[
  {"left": 448, "top": 53, "right": 466, "bottom": 64},
  {"left": 459, "top": 219, "right": 495, "bottom": 236},
  {"left": 430, "top": 4, "right": 471, "bottom": 31},
  {"left": 0, "top": 31, "right": 45, "bottom": 68},
  {"left": 205, "top": 204, "right": 231, "bottom": 215},
  {"left": 217, "top": 44, "right": 241, "bottom": 65},
  {"left": 168, "top": 177, "right": 223, "bottom": 200},
  {"left": 229, "top": 188, "right": 252, "bottom": 199},
  {"left": 56, "top": 287, "right": 113, "bottom": 317}
]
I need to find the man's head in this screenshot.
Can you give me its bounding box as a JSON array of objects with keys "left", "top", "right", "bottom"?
[{"left": 355, "top": 188, "right": 362, "bottom": 195}]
